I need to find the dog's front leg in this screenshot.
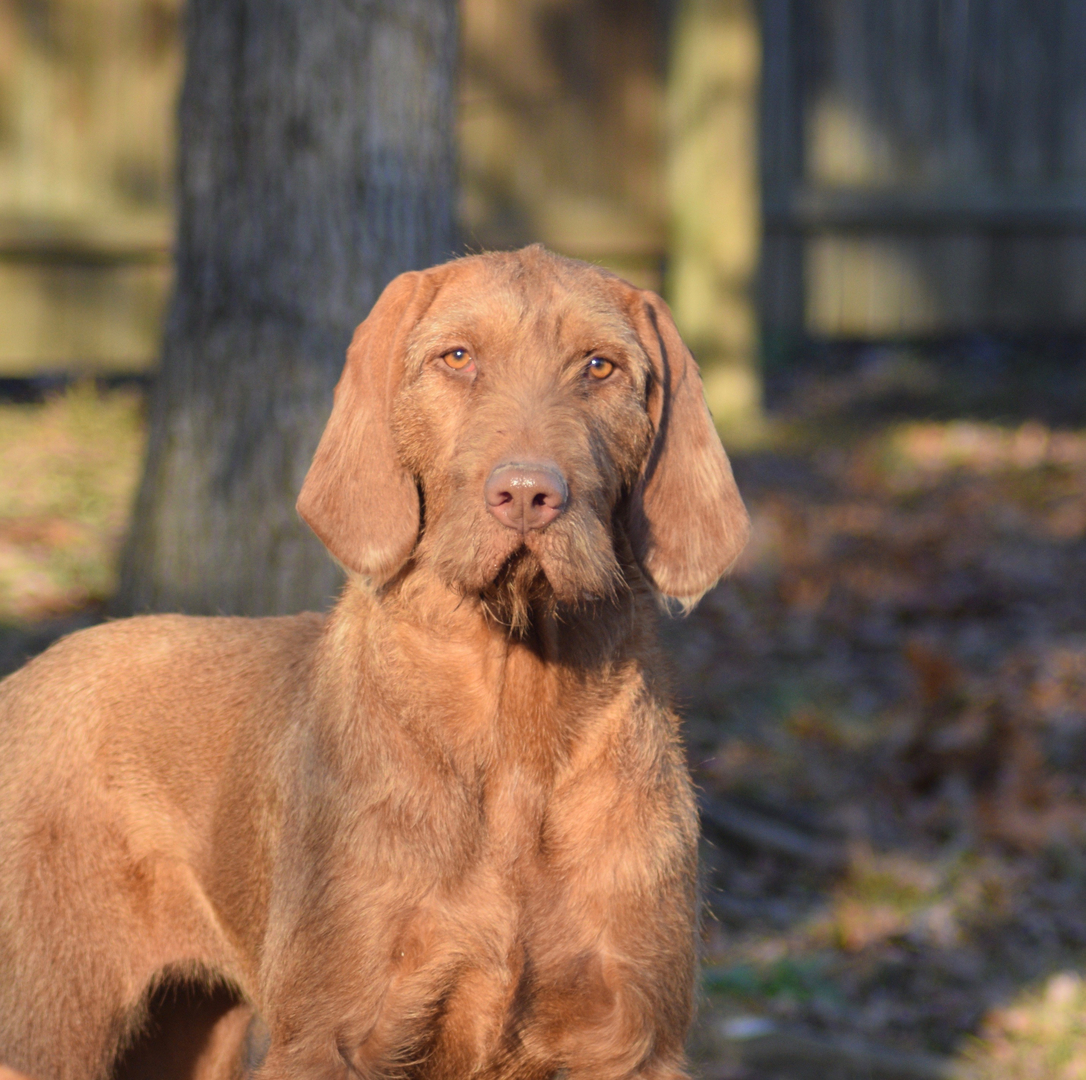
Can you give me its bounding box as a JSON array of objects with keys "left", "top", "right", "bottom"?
[
  {"left": 253, "top": 947, "right": 466, "bottom": 1080},
  {"left": 251, "top": 1017, "right": 397, "bottom": 1080},
  {"left": 628, "top": 1057, "right": 694, "bottom": 1080}
]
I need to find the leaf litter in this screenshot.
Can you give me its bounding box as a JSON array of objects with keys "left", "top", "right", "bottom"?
[{"left": 666, "top": 417, "right": 1086, "bottom": 1077}]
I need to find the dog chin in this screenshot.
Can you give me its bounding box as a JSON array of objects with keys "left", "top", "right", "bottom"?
[
  {"left": 474, "top": 542, "right": 622, "bottom": 633},
  {"left": 431, "top": 516, "right": 623, "bottom": 629},
  {"left": 472, "top": 549, "right": 544, "bottom": 630}
]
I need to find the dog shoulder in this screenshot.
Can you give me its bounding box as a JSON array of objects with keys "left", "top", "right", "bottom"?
[
  {"left": 0, "top": 613, "right": 326, "bottom": 758},
  {"left": 3, "top": 612, "right": 323, "bottom": 689}
]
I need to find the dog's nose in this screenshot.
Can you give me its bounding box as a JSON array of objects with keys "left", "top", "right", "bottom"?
[{"left": 484, "top": 462, "right": 568, "bottom": 532}]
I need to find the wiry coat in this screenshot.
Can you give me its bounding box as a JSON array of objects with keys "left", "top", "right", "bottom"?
[{"left": 0, "top": 247, "right": 749, "bottom": 1080}]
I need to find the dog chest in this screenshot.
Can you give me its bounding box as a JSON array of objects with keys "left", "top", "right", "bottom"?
[
  {"left": 318, "top": 751, "right": 696, "bottom": 1077},
  {"left": 340, "top": 858, "right": 692, "bottom": 1079}
]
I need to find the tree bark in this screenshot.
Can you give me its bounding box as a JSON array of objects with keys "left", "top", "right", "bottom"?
[{"left": 116, "top": 0, "right": 457, "bottom": 616}]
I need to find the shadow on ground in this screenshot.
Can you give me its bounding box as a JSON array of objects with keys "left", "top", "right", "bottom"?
[{"left": 668, "top": 339, "right": 1086, "bottom": 1077}]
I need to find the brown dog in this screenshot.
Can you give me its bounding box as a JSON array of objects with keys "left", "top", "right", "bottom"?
[{"left": 0, "top": 246, "right": 748, "bottom": 1080}]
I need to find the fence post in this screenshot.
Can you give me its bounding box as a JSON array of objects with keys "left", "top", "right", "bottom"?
[{"left": 666, "top": 0, "right": 763, "bottom": 438}]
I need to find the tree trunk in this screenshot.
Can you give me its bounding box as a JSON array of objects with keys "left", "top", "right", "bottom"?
[{"left": 116, "top": 0, "right": 457, "bottom": 616}]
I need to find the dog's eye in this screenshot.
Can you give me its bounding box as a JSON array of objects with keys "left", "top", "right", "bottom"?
[
  {"left": 442, "top": 349, "right": 474, "bottom": 371},
  {"left": 587, "top": 356, "right": 614, "bottom": 380}
]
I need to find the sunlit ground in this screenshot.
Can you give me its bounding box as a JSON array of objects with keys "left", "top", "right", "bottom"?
[
  {"left": 0, "top": 384, "right": 144, "bottom": 622},
  {"left": 4, "top": 387, "right": 1086, "bottom": 1077}
]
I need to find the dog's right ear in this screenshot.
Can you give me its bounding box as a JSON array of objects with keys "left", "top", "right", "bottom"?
[{"left": 297, "top": 270, "right": 439, "bottom": 583}]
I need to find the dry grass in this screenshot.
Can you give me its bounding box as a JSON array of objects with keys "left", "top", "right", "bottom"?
[
  {"left": 962, "top": 972, "right": 1086, "bottom": 1079},
  {"left": 0, "top": 383, "right": 145, "bottom": 622}
]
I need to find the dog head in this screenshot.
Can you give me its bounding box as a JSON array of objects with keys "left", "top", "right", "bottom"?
[{"left": 298, "top": 246, "right": 749, "bottom": 624}]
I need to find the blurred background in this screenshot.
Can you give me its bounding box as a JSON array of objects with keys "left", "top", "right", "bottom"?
[
  {"left": 6, "top": 1, "right": 1086, "bottom": 1077},
  {"left": 8, "top": 2, "right": 1086, "bottom": 424}
]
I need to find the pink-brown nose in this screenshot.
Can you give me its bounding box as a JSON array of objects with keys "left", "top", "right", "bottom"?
[{"left": 484, "top": 462, "right": 568, "bottom": 532}]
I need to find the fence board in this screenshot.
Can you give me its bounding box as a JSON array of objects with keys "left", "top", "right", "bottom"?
[
  {"left": 0, "top": 0, "right": 179, "bottom": 374},
  {"left": 761, "top": 0, "right": 1086, "bottom": 341}
]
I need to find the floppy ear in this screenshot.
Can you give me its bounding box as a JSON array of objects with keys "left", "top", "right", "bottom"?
[
  {"left": 626, "top": 291, "right": 750, "bottom": 608},
  {"left": 297, "top": 270, "right": 439, "bottom": 583}
]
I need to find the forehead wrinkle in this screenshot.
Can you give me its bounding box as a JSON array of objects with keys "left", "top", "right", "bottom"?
[
  {"left": 545, "top": 306, "right": 565, "bottom": 349},
  {"left": 404, "top": 285, "right": 524, "bottom": 367},
  {"left": 403, "top": 265, "right": 649, "bottom": 389},
  {"left": 544, "top": 298, "right": 646, "bottom": 370},
  {"left": 518, "top": 276, "right": 635, "bottom": 344}
]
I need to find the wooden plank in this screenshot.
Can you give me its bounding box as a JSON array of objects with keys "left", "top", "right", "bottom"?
[
  {"left": 758, "top": 0, "right": 805, "bottom": 349},
  {"left": 765, "top": 0, "right": 1086, "bottom": 340},
  {"left": 0, "top": 0, "right": 180, "bottom": 371},
  {"left": 0, "top": 237, "right": 170, "bottom": 266},
  {"left": 765, "top": 185, "right": 1086, "bottom": 232}
]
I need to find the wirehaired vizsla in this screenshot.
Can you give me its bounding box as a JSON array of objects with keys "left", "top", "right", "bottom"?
[{"left": 0, "top": 246, "right": 748, "bottom": 1080}]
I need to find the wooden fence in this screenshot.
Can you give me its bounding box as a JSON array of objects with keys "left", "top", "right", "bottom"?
[
  {"left": 1, "top": 0, "right": 672, "bottom": 376},
  {"left": 459, "top": 0, "right": 668, "bottom": 289},
  {"left": 8, "top": 0, "right": 1086, "bottom": 386},
  {"left": 761, "top": 0, "right": 1086, "bottom": 355},
  {"left": 0, "top": 0, "right": 179, "bottom": 375}
]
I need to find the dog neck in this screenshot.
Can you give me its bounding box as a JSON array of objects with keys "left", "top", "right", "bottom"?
[
  {"left": 390, "top": 559, "right": 657, "bottom": 664},
  {"left": 317, "top": 562, "right": 669, "bottom": 759}
]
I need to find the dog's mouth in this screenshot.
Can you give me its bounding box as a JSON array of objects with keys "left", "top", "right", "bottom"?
[
  {"left": 475, "top": 524, "right": 624, "bottom": 634},
  {"left": 423, "top": 481, "right": 625, "bottom": 629}
]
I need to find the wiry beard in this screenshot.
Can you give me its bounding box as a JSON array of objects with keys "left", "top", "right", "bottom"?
[
  {"left": 473, "top": 544, "right": 629, "bottom": 637},
  {"left": 477, "top": 549, "right": 555, "bottom": 635}
]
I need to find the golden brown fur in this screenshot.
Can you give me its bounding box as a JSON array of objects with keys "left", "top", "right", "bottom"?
[{"left": 0, "top": 246, "right": 748, "bottom": 1080}]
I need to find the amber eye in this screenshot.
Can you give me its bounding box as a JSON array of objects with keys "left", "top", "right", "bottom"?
[
  {"left": 587, "top": 356, "right": 614, "bottom": 379},
  {"left": 443, "top": 348, "right": 473, "bottom": 371}
]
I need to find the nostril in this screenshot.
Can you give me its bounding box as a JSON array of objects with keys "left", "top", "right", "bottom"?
[{"left": 484, "top": 462, "right": 568, "bottom": 532}]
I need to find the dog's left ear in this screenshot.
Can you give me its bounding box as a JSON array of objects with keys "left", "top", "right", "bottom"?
[
  {"left": 626, "top": 290, "right": 750, "bottom": 608},
  {"left": 298, "top": 269, "right": 443, "bottom": 583}
]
